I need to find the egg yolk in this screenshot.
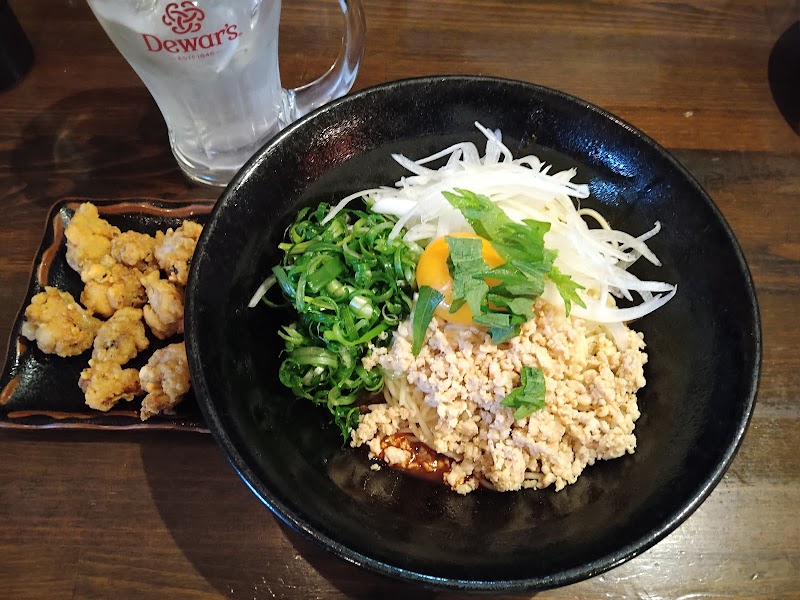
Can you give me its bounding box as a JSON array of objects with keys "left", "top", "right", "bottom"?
[{"left": 416, "top": 233, "right": 505, "bottom": 325}]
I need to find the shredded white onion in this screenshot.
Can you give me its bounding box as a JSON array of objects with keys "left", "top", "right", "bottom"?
[
  {"left": 248, "top": 278, "right": 271, "bottom": 308},
  {"left": 323, "top": 121, "right": 675, "bottom": 326}
]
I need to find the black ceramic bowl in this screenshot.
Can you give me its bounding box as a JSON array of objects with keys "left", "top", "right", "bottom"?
[{"left": 185, "top": 75, "right": 760, "bottom": 592}]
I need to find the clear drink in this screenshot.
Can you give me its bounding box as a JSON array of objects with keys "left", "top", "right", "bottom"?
[{"left": 85, "top": 0, "right": 366, "bottom": 186}]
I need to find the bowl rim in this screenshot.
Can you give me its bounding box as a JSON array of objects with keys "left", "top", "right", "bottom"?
[{"left": 187, "top": 74, "right": 762, "bottom": 592}]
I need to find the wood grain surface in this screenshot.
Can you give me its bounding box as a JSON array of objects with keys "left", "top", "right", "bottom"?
[{"left": 1, "top": 0, "right": 798, "bottom": 598}]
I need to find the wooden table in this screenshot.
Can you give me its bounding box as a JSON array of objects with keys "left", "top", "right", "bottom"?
[{"left": 1, "top": 1, "right": 798, "bottom": 598}]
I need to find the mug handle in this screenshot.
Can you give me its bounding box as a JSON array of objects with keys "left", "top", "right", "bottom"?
[{"left": 281, "top": 0, "right": 366, "bottom": 123}]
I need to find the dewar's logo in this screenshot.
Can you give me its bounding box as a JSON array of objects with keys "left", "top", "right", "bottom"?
[
  {"left": 141, "top": 1, "right": 240, "bottom": 56},
  {"left": 162, "top": 2, "right": 205, "bottom": 34}
]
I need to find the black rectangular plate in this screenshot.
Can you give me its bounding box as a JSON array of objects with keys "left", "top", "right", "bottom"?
[{"left": 0, "top": 198, "right": 214, "bottom": 431}]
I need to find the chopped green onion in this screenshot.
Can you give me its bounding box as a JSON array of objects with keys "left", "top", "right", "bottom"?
[
  {"left": 265, "top": 201, "right": 419, "bottom": 438},
  {"left": 349, "top": 294, "right": 374, "bottom": 320}
]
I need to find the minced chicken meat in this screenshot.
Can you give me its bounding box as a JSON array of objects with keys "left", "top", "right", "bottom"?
[{"left": 352, "top": 300, "right": 647, "bottom": 494}]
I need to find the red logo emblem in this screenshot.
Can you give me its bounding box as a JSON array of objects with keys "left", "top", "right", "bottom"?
[{"left": 162, "top": 2, "right": 205, "bottom": 35}]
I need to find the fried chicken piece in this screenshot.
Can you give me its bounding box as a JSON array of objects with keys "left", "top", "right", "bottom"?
[
  {"left": 80, "top": 259, "right": 148, "bottom": 318},
  {"left": 64, "top": 203, "right": 120, "bottom": 275},
  {"left": 154, "top": 220, "right": 203, "bottom": 286},
  {"left": 140, "top": 270, "right": 184, "bottom": 339},
  {"left": 92, "top": 307, "right": 149, "bottom": 364},
  {"left": 111, "top": 230, "right": 159, "bottom": 273},
  {"left": 139, "top": 342, "right": 190, "bottom": 420},
  {"left": 79, "top": 359, "right": 141, "bottom": 411},
  {"left": 20, "top": 287, "right": 101, "bottom": 357}
]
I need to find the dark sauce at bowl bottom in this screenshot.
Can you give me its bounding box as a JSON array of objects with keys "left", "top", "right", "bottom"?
[{"left": 374, "top": 432, "right": 453, "bottom": 484}]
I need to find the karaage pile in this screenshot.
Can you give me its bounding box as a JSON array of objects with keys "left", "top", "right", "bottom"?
[{"left": 20, "top": 202, "right": 200, "bottom": 420}]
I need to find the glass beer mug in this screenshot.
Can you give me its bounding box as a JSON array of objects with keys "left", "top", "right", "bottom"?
[{"left": 86, "top": 0, "right": 366, "bottom": 186}]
